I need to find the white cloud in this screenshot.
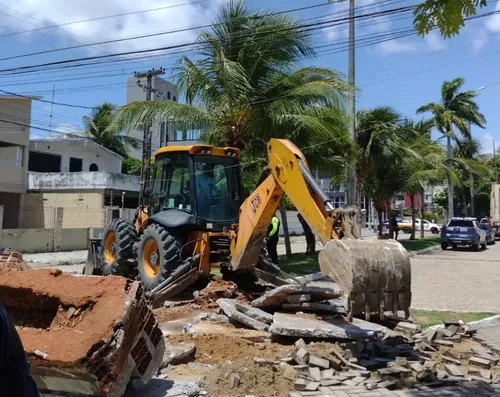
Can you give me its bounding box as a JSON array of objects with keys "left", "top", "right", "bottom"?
[
  {"left": 0, "top": 0, "right": 222, "bottom": 54},
  {"left": 376, "top": 39, "right": 416, "bottom": 55},
  {"left": 424, "top": 31, "right": 446, "bottom": 52},
  {"left": 471, "top": 32, "right": 489, "bottom": 53}
]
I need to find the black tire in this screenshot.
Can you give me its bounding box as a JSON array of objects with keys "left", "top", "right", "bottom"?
[
  {"left": 441, "top": 243, "right": 448, "bottom": 250},
  {"left": 100, "top": 218, "right": 137, "bottom": 276},
  {"left": 482, "top": 241, "right": 487, "bottom": 250},
  {"left": 137, "top": 224, "right": 183, "bottom": 291},
  {"left": 452, "top": 243, "right": 458, "bottom": 250},
  {"left": 431, "top": 227, "right": 439, "bottom": 234},
  {"left": 403, "top": 228, "right": 412, "bottom": 234},
  {"left": 473, "top": 241, "right": 480, "bottom": 251}
]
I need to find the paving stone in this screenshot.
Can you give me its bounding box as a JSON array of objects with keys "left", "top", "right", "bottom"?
[
  {"left": 161, "top": 343, "right": 196, "bottom": 367},
  {"left": 288, "top": 392, "right": 302, "bottom": 397},
  {"left": 320, "top": 379, "right": 342, "bottom": 386},
  {"left": 309, "top": 355, "right": 330, "bottom": 369},
  {"left": 423, "top": 360, "right": 436, "bottom": 369},
  {"left": 444, "top": 364, "right": 464, "bottom": 377},
  {"left": 304, "top": 381, "right": 320, "bottom": 391},
  {"left": 295, "top": 338, "right": 306, "bottom": 347},
  {"left": 343, "top": 370, "right": 370, "bottom": 378},
  {"left": 293, "top": 347, "right": 310, "bottom": 365},
  {"left": 441, "top": 355, "right": 461, "bottom": 365},
  {"left": 309, "top": 367, "right": 322, "bottom": 381},
  {"left": 269, "top": 313, "right": 379, "bottom": 340},
  {"left": 282, "top": 301, "right": 346, "bottom": 314},
  {"left": 434, "top": 339, "right": 455, "bottom": 347},
  {"left": 321, "top": 369, "right": 335, "bottom": 379},
  {"left": 318, "top": 386, "right": 333, "bottom": 393},
  {"left": 468, "top": 356, "right": 492, "bottom": 368},
  {"left": 394, "top": 322, "right": 421, "bottom": 335},
  {"left": 286, "top": 294, "right": 312, "bottom": 303},
  {"left": 409, "top": 362, "right": 425, "bottom": 373},
  {"left": 377, "top": 380, "right": 397, "bottom": 389},
  {"left": 252, "top": 284, "right": 342, "bottom": 308},
  {"left": 295, "top": 378, "right": 307, "bottom": 391}
]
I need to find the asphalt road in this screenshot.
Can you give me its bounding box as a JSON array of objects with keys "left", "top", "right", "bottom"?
[{"left": 410, "top": 242, "right": 500, "bottom": 313}]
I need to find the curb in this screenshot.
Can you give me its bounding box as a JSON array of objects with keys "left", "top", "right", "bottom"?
[
  {"left": 467, "top": 314, "right": 500, "bottom": 330},
  {"left": 410, "top": 245, "right": 441, "bottom": 256}
]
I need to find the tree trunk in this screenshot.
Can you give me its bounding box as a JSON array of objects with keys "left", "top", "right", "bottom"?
[
  {"left": 447, "top": 135, "right": 454, "bottom": 218},
  {"left": 279, "top": 199, "right": 292, "bottom": 258},
  {"left": 420, "top": 189, "right": 425, "bottom": 239},
  {"left": 378, "top": 210, "right": 384, "bottom": 239},
  {"left": 470, "top": 173, "right": 475, "bottom": 217},
  {"left": 410, "top": 194, "right": 416, "bottom": 240},
  {"left": 461, "top": 186, "right": 467, "bottom": 217},
  {"left": 356, "top": 181, "right": 363, "bottom": 231}
]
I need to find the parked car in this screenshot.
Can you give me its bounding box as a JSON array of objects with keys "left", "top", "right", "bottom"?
[
  {"left": 414, "top": 219, "right": 441, "bottom": 234},
  {"left": 479, "top": 222, "right": 496, "bottom": 245},
  {"left": 441, "top": 217, "right": 487, "bottom": 251},
  {"left": 481, "top": 217, "right": 500, "bottom": 239}
]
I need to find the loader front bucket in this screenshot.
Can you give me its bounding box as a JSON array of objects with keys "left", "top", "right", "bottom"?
[{"left": 319, "top": 239, "right": 411, "bottom": 321}]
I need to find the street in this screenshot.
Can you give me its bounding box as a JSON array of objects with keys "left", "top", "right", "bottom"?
[{"left": 25, "top": 233, "right": 500, "bottom": 314}]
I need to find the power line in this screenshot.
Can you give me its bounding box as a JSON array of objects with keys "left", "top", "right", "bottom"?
[{"left": 0, "top": 89, "right": 93, "bottom": 109}]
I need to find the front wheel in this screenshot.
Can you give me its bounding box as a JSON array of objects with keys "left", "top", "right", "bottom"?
[
  {"left": 441, "top": 243, "right": 448, "bottom": 250},
  {"left": 137, "top": 224, "right": 183, "bottom": 290},
  {"left": 473, "top": 241, "right": 480, "bottom": 251},
  {"left": 100, "top": 218, "right": 137, "bottom": 276},
  {"left": 431, "top": 227, "right": 439, "bottom": 234},
  {"left": 402, "top": 228, "right": 412, "bottom": 234}
]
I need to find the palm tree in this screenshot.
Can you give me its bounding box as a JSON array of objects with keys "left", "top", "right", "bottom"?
[
  {"left": 115, "top": 0, "right": 351, "bottom": 256},
  {"left": 83, "top": 103, "right": 140, "bottom": 157},
  {"left": 417, "top": 77, "right": 486, "bottom": 218}
]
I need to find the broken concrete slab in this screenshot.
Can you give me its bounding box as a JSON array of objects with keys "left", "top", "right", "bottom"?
[
  {"left": 124, "top": 378, "right": 201, "bottom": 397},
  {"left": 251, "top": 284, "right": 342, "bottom": 308},
  {"left": 281, "top": 301, "right": 346, "bottom": 314},
  {"left": 161, "top": 343, "right": 196, "bottom": 367},
  {"left": 286, "top": 294, "right": 311, "bottom": 303},
  {"left": 309, "top": 367, "right": 321, "bottom": 381},
  {"left": 308, "top": 355, "right": 330, "bottom": 369},
  {"left": 233, "top": 301, "right": 273, "bottom": 324},
  {"left": 293, "top": 347, "right": 310, "bottom": 365},
  {"left": 444, "top": 364, "right": 464, "bottom": 377},
  {"left": 186, "top": 321, "right": 269, "bottom": 342},
  {"left": 269, "top": 313, "right": 383, "bottom": 340},
  {"left": 469, "top": 356, "right": 492, "bottom": 368},
  {"left": 394, "top": 322, "right": 421, "bottom": 335},
  {"left": 217, "top": 299, "right": 269, "bottom": 331}
]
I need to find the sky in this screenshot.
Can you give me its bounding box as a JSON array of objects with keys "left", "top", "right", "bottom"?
[{"left": 1, "top": 0, "right": 500, "bottom": 153}]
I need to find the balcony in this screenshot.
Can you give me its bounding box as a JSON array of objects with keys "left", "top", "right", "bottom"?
[{"left": 28, "top": 172, "right": 140, "bottom": 192}]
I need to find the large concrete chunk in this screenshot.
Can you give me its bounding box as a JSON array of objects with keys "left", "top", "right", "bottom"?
[
  {"left": 217, "top": 298, "right": 269, "bottom": 331},
  {"left": 318, "top": 239, "right": 411, "bottom": 319},
  {"left": 269, "top": 312, "right": 383, "bottom": 340},
  {"left": 0, "top": 268, "right": 164, "bottom": 397},
  {"left": 234, "top": 301, "right": 273, "bottom": 324},
  {"left": 251, "top": 284, "right": 343, "bottom": 308}
]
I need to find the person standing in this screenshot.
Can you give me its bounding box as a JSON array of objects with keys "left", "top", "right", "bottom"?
[
  {"left": 297, "top": 213, "right": 316, "bottom": 254},
  {"left": 0, "top": 302, "right": 41, "bottom": 397},
  {"left": 391, "top": 215, "right": 400, "bottom": 241},
  {"left": 267, "top": 215, "right": 280, "bottom": 265}
]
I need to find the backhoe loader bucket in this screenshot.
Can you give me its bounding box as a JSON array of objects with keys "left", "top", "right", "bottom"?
[{"left": 319, "top": 239, "right": 411, "bottom": 321}]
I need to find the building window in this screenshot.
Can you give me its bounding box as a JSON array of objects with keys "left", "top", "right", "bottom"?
[
  {"left": 89, "top": 163, "right": 98, "bottom": 171},
  {"left": 167, "top": 91, "right": 171, "bottom": 100},
  {"left": 186, "top": 129, "right": 201, "bottom": 141},
  {"left": 69, "top": 157, "right": 83, "bottom": 172},
  {"left": 175, "top": 130, "right": 184, "bottom": 141},
  {"left": 331, "top": 195, "right": 345, "bottom": 208}
]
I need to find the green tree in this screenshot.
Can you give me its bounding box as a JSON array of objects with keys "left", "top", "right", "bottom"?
[
  {"left": 417, "top": 77, "right": 486, "bottom": 218},
  {"left": 121, "top": 157, "right": 142, "bottom": 176},
  {"left": 83, "top": 102, "right": 140, "bottom": 157},
  {"left": 115, "top": 0, "right": 351, "bottom": 257}
]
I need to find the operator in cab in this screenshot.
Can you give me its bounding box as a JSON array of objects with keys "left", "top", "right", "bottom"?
[
  {"left": 267, "top": 215, "right": 280, "bottom": 264},
  {"left": 0, "top": 301, "right": 41, "bottom": 397},
  {"left": 196, "top": 164, "right": 217, "bottom": 218}
]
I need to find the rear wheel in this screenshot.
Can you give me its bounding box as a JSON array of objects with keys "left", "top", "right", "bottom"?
[
  {"left": 473, "top": 241, "right": 480, "bottom": 251},
  {"left": 402, "top": 228, "right": 412, "bottom": 234},
  {"left": 452, "top": 243, "right": 458, "bottom": 250},
  {"left": 100, "top": 219, "right": 137, "bottom": 276},
  {"left": 137, "top": 224, "right": 183, "bottom": 290},
  {"left": 482, "top": 241, "right": 487, "bottom": 250},
  {"left": 431, "top": 227, "right": 439, "bottom": 234},
  {"left": 441, "top": 243, "right": 448, "bottom": 250}
]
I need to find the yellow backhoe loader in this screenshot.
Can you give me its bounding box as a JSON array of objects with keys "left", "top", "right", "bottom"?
[{"left": 85, "top": 139, "right": 411, "bottom": 320}]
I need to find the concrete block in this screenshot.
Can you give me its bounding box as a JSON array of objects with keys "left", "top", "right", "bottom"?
[
  {"left": 394, "top": 322, "right": 421, "bottom": 335},
  {"left": 469, "top": 356, "right": 492, "bottom": 368},
  {"left": 441, "top": 355, "right": 461, "bottom": 365},
  {"left": 423, "top": 360, "right": 436, "bottom": 369},
  {"left": 288, "top": 393, "right": 302, "bottom": 397},
  {"left": 161, "top": 343, "right": 195, "bottom": 367},
  {"left": 294, "top": 378, "right": 307, "bottom": 391},
  {"left": 308, "top": 355, "right": 330, "bottom": 369},
  {"left": 286, "top": 294, "right": 312, "bottom": 303},
  {"left": 425, "top": 328, "right": 438, "bottom": 342},
  {"left": 280, "top": 362, "right": 298, "bottom": 381},
  {"left": 444, "top": 364, "right": 463, "bottom": 377},
  {"left": 409, "top": 362, "right": 425, "bottom": 373},
  {"left": 234, "top": 301, "right": 273, "bottom": 324},
  {"left": 293, "top": 348, "right": 310, "bottom": 365},
  {"left": 309, "top": 367, "right": 322, "bottom": 381},
  {"left": 252, "top": 284, "right": 342, "bottom": 308},
  {"left": 321, "top": 369, "right": 334, "bottom": 379},
  {"left": 320, "top": 379, "right": 341, "bottom": 386},
  {"left": 305, "top": 381, "right": 320, "bottom": 391},
  {"left": 269, "top": 312, "right": 378, "bottom": 340},
  {"left": 217, "top": 299, "right": 269, "bottom": 331},
  {"left": 434, "top": 339, "right": 454, "bottom": 347}
]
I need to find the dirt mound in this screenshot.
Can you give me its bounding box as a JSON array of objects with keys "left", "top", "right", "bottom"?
[
  {"left": 167, "top": 333, "right": 289, "bottom": 365},
  {"left": 0, "top": 248, "right": 30, "bottom": 271},
  {"left": 201, "top": 358, "right": 294, "bottom": 397},
  {"left": 154, "top": 303, "right": 218, "bottom": 323},
  {"left": 194, "top": 280, "right": 237, "bottom": 304}
]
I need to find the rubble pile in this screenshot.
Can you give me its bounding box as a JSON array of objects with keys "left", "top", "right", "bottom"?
[{"left": 0, "top": 266, "right": 165, "bottom": 397}]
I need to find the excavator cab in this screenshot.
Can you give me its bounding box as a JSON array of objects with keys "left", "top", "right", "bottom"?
[{"left": 146, "top": 146, "right": 242, "bottom": 230}]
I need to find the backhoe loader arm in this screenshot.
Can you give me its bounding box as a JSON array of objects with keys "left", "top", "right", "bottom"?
[{"left": 230, "top": 139, "right": 357, "bottom": 272}]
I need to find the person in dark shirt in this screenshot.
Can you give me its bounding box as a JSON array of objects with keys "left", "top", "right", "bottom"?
[
  {"left": 391, "top": 215, "right": 400, "bottom": 240},
  {"left": 297, "top": 213, "right": 316, "bottom": 255},
  {"left": 0, "top": 301, "right": 40, "bottom": 397}
]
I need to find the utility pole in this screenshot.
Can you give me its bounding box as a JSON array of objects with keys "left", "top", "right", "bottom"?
[
  {"left": 134, "top": 68, "right": 165, "bottom": 205},
  {"left": 468, "top": 121, "right": 475, "bottom": 217},
  {"left": 49, "top": 84, "right": 55, "bottom": 132},
  {"left": 494, "top": 139, "right": 498, "bottom": 183},
  {"left": 346, "top": 0, "right": 358, "bottom": 231}
]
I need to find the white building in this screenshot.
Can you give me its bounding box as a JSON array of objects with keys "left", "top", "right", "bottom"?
[{"left": 0, "top": 96, "right": 35, "bottom": 228}]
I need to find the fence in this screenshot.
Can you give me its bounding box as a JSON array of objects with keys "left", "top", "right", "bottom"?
[{"left": 18, "top": 206, "right": 110, "bottom": 229}]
